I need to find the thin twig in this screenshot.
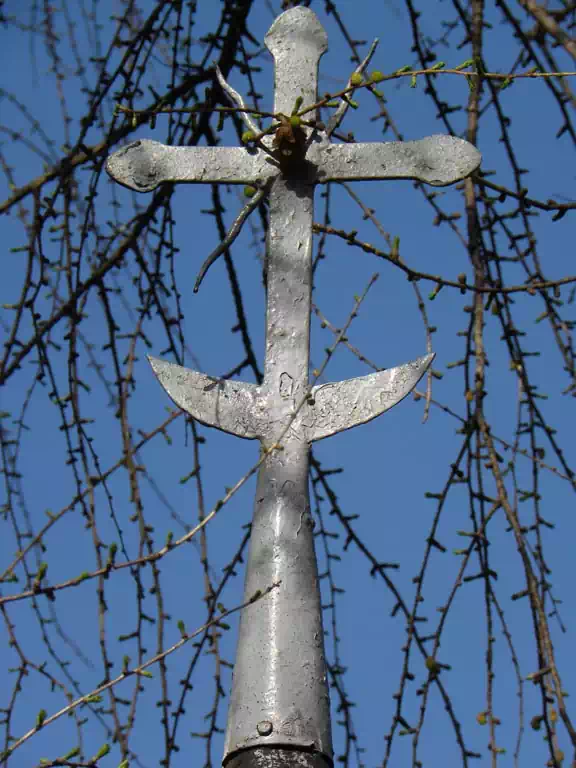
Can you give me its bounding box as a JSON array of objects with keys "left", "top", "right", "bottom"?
[
  {"left": 312, "top": 223, "right": 576, "bottom": 294},
  {"left": 214, "top": 64, "right": 261, "bottom": 135},
  {"left": 193, "top": 184, "right": 270, "bottom": 293},
  {"left": 0, "top": 583, "right": 280, "bottom": 761},
  {"left": 327, "top": 38, "right": 379, "bottom": 137}
]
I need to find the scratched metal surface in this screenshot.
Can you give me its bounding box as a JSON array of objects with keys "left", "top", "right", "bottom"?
[
  {"left": 106, "top": 134, "right": 480, "bottom": 192},
  {"left": 104, "top": 5, "right": 483, "bottom": 766},
  {"left": 311, "top": 134, "right": 481, "bottom": 186},
  {"left": 150, "top": 353, "right": 434, "bottom": 446},
  {"left": 105, "top": 140, "right": 274, "bottom": 192}
]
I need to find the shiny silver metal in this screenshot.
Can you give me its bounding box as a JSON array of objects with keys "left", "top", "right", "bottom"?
[
  {"left": 106, "top": 132, "right": 480, "bottom": 193},
  {"left": 105, "top": 7, "right": 481, "bottom": 767}
]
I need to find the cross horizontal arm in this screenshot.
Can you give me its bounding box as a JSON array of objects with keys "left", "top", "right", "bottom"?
[
  {"left": 311, "top": 135, "right": 481, "bottom": 187},
  {"left": 105, "top": 139, "right": 275, "bottom": 192}
]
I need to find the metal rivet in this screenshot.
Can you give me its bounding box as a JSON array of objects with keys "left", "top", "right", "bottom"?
[{"left": 257, "top": 720, "right": 273, "bottom": 736}]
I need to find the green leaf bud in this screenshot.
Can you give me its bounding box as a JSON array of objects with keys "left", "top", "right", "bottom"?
[
  {"left": 244, "top": 185, "right": 257, "bottom": 198},
  {"left": 291, "top": 95, "right": 304, "bottom": 115},
  {"left": 241, "top": 130, "right": 256, "bottom": 144},
  {"left": 350, "top": 72, "right": 363, "bottom": 86},
  {"left": 455, "top": 59, "right": 474, "bottom": 71},
  {"left": 425, "top": 657, "right": 441, "bottom": 675},
  {"left": 371, "top": 70, "right": 385, "bottom": 82},
  {"left": 289, "top": 115, "right": 301, "bottom": 128},
  {"left": 93, "top": 744, "right": 110, "bottom": 760}
]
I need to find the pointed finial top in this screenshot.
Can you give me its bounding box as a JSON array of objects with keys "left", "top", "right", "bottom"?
[{"left": 265, "top": 6, "right": 328, "bottom": 60}]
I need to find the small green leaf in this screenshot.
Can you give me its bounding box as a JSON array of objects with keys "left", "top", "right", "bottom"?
[
  {"left": 36, "top": 709, "right": 47, "bottom": 728},
  {"left": 291, "top": 95, "right": 304, "bottom": 115},
  {"left": 455, "top": 58, "right": 474, "bottom": 71},
  {"left": 93, "top": 743, "right": 110, "bottom": 760},
  {"left": 63, "top": 747, "right": 81, "bottom": 759},
  {"left": 138, "top": 669, "right": 153, "bottom": 678},
  {"left": 177, "top": 620, "right": 186, "bottom": 638},
  {"left": 394, "top": 65, "right": 412, "bottom": 75},
  {"left": 241, "top": 130, "right": 256, "bottom": 144},
  {"left": 430, "top": 61, "right": 445, "bottom": 71},
  {"left": 37, "top": 562, "right": 48, "bottom": 580},
  {"left": 350, "top": 72, "right": 363, "bottom": 86},
  {"left": 371, "top": 70, "right": 385, "bottom": 82},
  {"left": 289, "top": 115, "right": 301, "bottom": 128},
  {"left": 410, "top": 74, "right": 417, "bottom": 88}
]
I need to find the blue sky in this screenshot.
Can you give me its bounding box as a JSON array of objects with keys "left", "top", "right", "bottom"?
[{"left": 1, "top": 1, "right": 575, "bottom": 767}]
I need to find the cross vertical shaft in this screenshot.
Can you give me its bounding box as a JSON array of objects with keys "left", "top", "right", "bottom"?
[{"left": 224, "top": 14, "right": 332, "bottom": 765}]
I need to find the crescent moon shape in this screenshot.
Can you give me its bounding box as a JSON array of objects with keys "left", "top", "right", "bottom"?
[
  {"left": 148, "top": 356, "right": 260, "bottom": 440},
  {"left": 305, "top": 353, "right": 434, "bottom": 442}
]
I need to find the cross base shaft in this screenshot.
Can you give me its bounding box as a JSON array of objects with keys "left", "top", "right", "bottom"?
[{"left": 224, "top": 440, "right": 331, "bottom": 761}]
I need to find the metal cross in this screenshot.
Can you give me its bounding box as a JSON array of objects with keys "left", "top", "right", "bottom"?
[{"left": 106, "top": 8, "right": 480, "bottom": 768}]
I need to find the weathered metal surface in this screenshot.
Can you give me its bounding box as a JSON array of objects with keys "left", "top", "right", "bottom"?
[
  {"left": 311, "top": 134, "right": 481, "bottom": 186},
  {"left": 151, "top": 353, "right": 433, "bottom": 444},
  {"left": 105, "top": 6, "right": 482, "bottom": 767},
  {"left": 148, "top": 357, "right": 260, "bottom": 440},
  {"left": 306, "top": 354, "right": 433, "bottom": 442},
  {"left": 226, "top": 747, "right": 331, "bottom": 768},
  {"left": 106, "top": 134, "right": 480, "bottom": 192},
  {"left": 106, "top": 140, "right": 272, "bottom": 192}
]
